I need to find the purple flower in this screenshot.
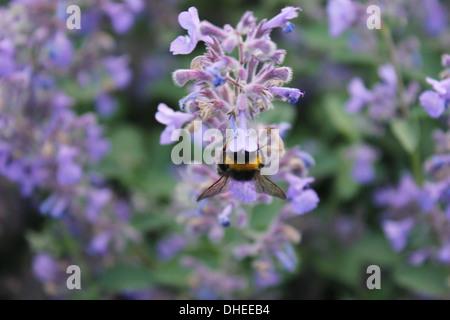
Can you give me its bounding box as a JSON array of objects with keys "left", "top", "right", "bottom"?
[
  {"left": 228, "top": 180, "right": 257, "bottom": 203},
  {"left": 32, "top": 253, "right": 59, "bottom": 283},
  {"left": 0, "top": 51, "right": 14, "bottom": 78},
  {"left": 426, "top": 77, "right": 450, "bottom": 97},
  {"left": 423, "top": 0, "right": 447, "bottom": 36},
  {"left": 218, "top": 204, "right": 233, "bottom": 227},
  {"left": 286, "top": 175, "right": 319, "bottom": 215},
  {"left": 437, "top": 243, "right": 450, "bottom": 263},
  {"left": 103, "top": 3, "right": 135, "bottom": 34},
  {"left": 95, "top": 93, "right": 118, "bottom": 118},
  {"left": 39, "top": 194, "right": 69, "bottom": 218},
  {"left": 157, "top": 235, "right": 186, "bottom": 260},
  {"left": 408, "top": 250, "right": 429, "bottom": 266},
  {"left": 0, "top": 43, "right": 15, "bottom": 77},
  {"left": 86, "top": 188, "right": 112, "bottom": 222},
  {"left": 172, "top": 69, "right": 213, "bottom": 87},
  {"left": 47, "top": 31, "right": 73, "bottom": 67},
  {"left": 84, "top": 120, "right": 110, "bottom": 162},
  {"left": 170, "top": 7, "right": 208, "bottom": 55},
  {"left": 326, "top": 0, "right": 358, "bottom": 38},
  {"left": 419, "top": 90, "right": 446, "bottom": 118},
  {"left": 274, "top": 244, "right": 298, "bottom": 271},
  {"left": 125, "top": 0, "right": 144, "bottom": 13},
  {"left": 255, "top": 265, "right": 281, "bottom": 288},
  {"left": 269, "top": 87, "right": 304, "bottom": 104},
  {"left": 345, "top": 78, "right": 371, "bottom": 112},
  {"left": 89, "top": 231, "right": 112, "bottom": 255},
  {"left": 349, "top": 144, "right": 379, "bottom": 184},
  {"left": 443, "top": 54, "right": 450, "bottom": 68},
  {"left": 104, "top": 56, "right": 132, "bottom": 90},
  {"left": 263, "top": 7, "right": 302, "bottom": 33},
  {"left": 382, "top": 218, "right": 414, "bottom": 252},
  {"left": 374, "top": 175, "right": 419, "bottom": 208},
  {"left": 155, "top": 103, "right": 195, "bottom": 145},
  {"left": 52, "top": 92, "right": 74, "bottom": 109},
  {"left": 378, "top": 64, "right": 397, "bottom": 87},
  {"left": 56, "top": 146, "right": 82, "bottom": 186}
]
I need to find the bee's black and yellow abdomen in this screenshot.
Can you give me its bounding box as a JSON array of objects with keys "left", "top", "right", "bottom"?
[
  {"left": 230, "top": 169, "right": 257, "bottom": 181},
  {"left": 220, "top": 151, "right": 262, "bottom": 182}
]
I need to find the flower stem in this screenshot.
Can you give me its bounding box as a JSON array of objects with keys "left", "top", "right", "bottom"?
[
  {"left": 411, "top": 148, "right": 424, "bottom": 186},
  {"left": 381, "top": 25, "right": 409, "bottom": 118},
  {"left": 381, "top": 24, "right": 424, "bottom": 185}
]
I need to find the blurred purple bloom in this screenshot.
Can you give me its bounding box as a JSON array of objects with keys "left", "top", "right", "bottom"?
[
  {"left": 426, "top": 77, "right": 450, "bottom": 97},
  {"left": 157, "top": 235, "right": 186, "bottom": 260},
  {"left": 170, "top": 7, "right": 208, "bottom": 55},
  {"left": 274, "top": 244, "right": 297, "bottom": 271},
  {"left": 382, "top": 218, "right": 414, "bottom": 252},
  {"left": 48, "top": 31, "right": 73, "bottom": 67},
  {"left": 86, "top": 188, "right": 112, "bottom": 222},
  {"left": 104, "top": 56, "right": 132, "bottom": 90},
  {"left": 103, "top": 3, "right": 135, "bottom": 34},
  {"left": 423, "top": 0, "right": 447, "bottom": 36},
  {"left": 378, "top": 64, "right": 397, "bottom": 87},
  {"left": 286, "top": 175, "right": 319, "bottom": 215},
  {"left": 52, "top": 92, "right": 74, "bottom": 109},
  {"left": 291, "top": 189, "right": 320, "bottom": 215},
  {"left": 125, "top": 0, "right": 144, "bottom": 13},
  {"left": 57, "top": 146, "right": 82, "bottom": 186},
  {"left": 345, "top": 78, "right": 371, "bottom": 112},
  {"left": 327, "top": 0, "right": 358, "bottom": 37},
  {"left": 437, "top": 243, "right": 450, "bottom": 263},
  {"left": 84, "top": 120, "right": 110, "bottom": 162},
  {"left": 349, "top": 144, "right": 379, "bottom": 184},
  {"left": 95, "top": 93, "right": 118, "bottom": 118},
  {"left": 155, "top": 103, "right": 195, "bottom": 145},
  {"left": 419, "top": 90, "right": 446, "bottom": 118},
  {"left": 39, "top": 194, "right": 68, "bottom": 218},
  {"left": 89, "top": 231, "right": 112, "bottom": 255},
  {"left": 0, "top": 39, "right": 15, "bottom": 77},
  {"left": 346, "top": 64, "right": 407, "bottom": 121},
  {"left": 218, "top": 204, "right": 233, "bottom": 227},
  {"left": 32, "top": 253, "right": 59, "bottom": 283},
  {"left": 228, "top": 180, "right": 257, "bottom": 203},
  {"left": 443, "top": 54, "right": 450, "bottom": 68},
  {"left": 255, "top": 266, "right": 281, "bottom": 288},
  {"left": 374, "top": 175, "right": 419, "bottom": 208},
  {"left": 408, "top": 250, "right": 429, "bottom": 266}
]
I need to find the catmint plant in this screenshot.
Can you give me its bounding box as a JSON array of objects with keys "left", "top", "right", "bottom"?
[
  {"left": 0, "top": 0, "right": 143, "bottom": 296},
  {"left": 156, "top": 6, "right": 319, "bottom": 297}
]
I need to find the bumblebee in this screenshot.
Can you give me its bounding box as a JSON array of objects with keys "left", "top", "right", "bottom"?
[{"left": 197, "top": 147, "right": 286, "bottom": 201}]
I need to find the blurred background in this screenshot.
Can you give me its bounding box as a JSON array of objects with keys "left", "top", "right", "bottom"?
[{"left": 0, "top": 0, "right": 449, "bottom": 299}]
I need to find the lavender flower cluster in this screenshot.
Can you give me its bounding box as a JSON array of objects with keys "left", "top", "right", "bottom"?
[
  {"left": 328, "top": 0, "right": 450, "bottom": 268},
  {"left": 156, "top": 6, "right": 319, "bottom": 298},
  {"left": 0, "top": 0, "right": 143, "bottom": 294},
  {"left": 377, "top": 55, "right": 450, "bottom": 265}
]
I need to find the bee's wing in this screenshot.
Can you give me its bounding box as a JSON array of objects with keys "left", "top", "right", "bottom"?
[
  {"left": 254, "top": 172, "right": 287, "bottom": 200},
  {"left": 197, "top": 175, "right": 230, "bottom": 202}
]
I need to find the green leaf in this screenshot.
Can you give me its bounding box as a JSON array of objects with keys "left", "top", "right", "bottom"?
[
  {"left": 152, "top": 262, "right": 189, "bottom": 288},
  {"left": 324, "top": 96, "right": 359, "bottom": 142},
  {"left": 394, "top": 265, "right": 450, "bottom": 298},
  {"left": 250, "top": 200, "right": 284, "bottom": 231},
  {"left": 99, "top": 265, "right": 154, "bottom": 291},
  {"left": 131, "top": 212, "right": 173, "bottom": 232},
  {"left": 390, "top": 119, "right": 419, "bottom": 154},
  {"left": 334, "top": 148, "right": 359, "bottom": 200}
]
